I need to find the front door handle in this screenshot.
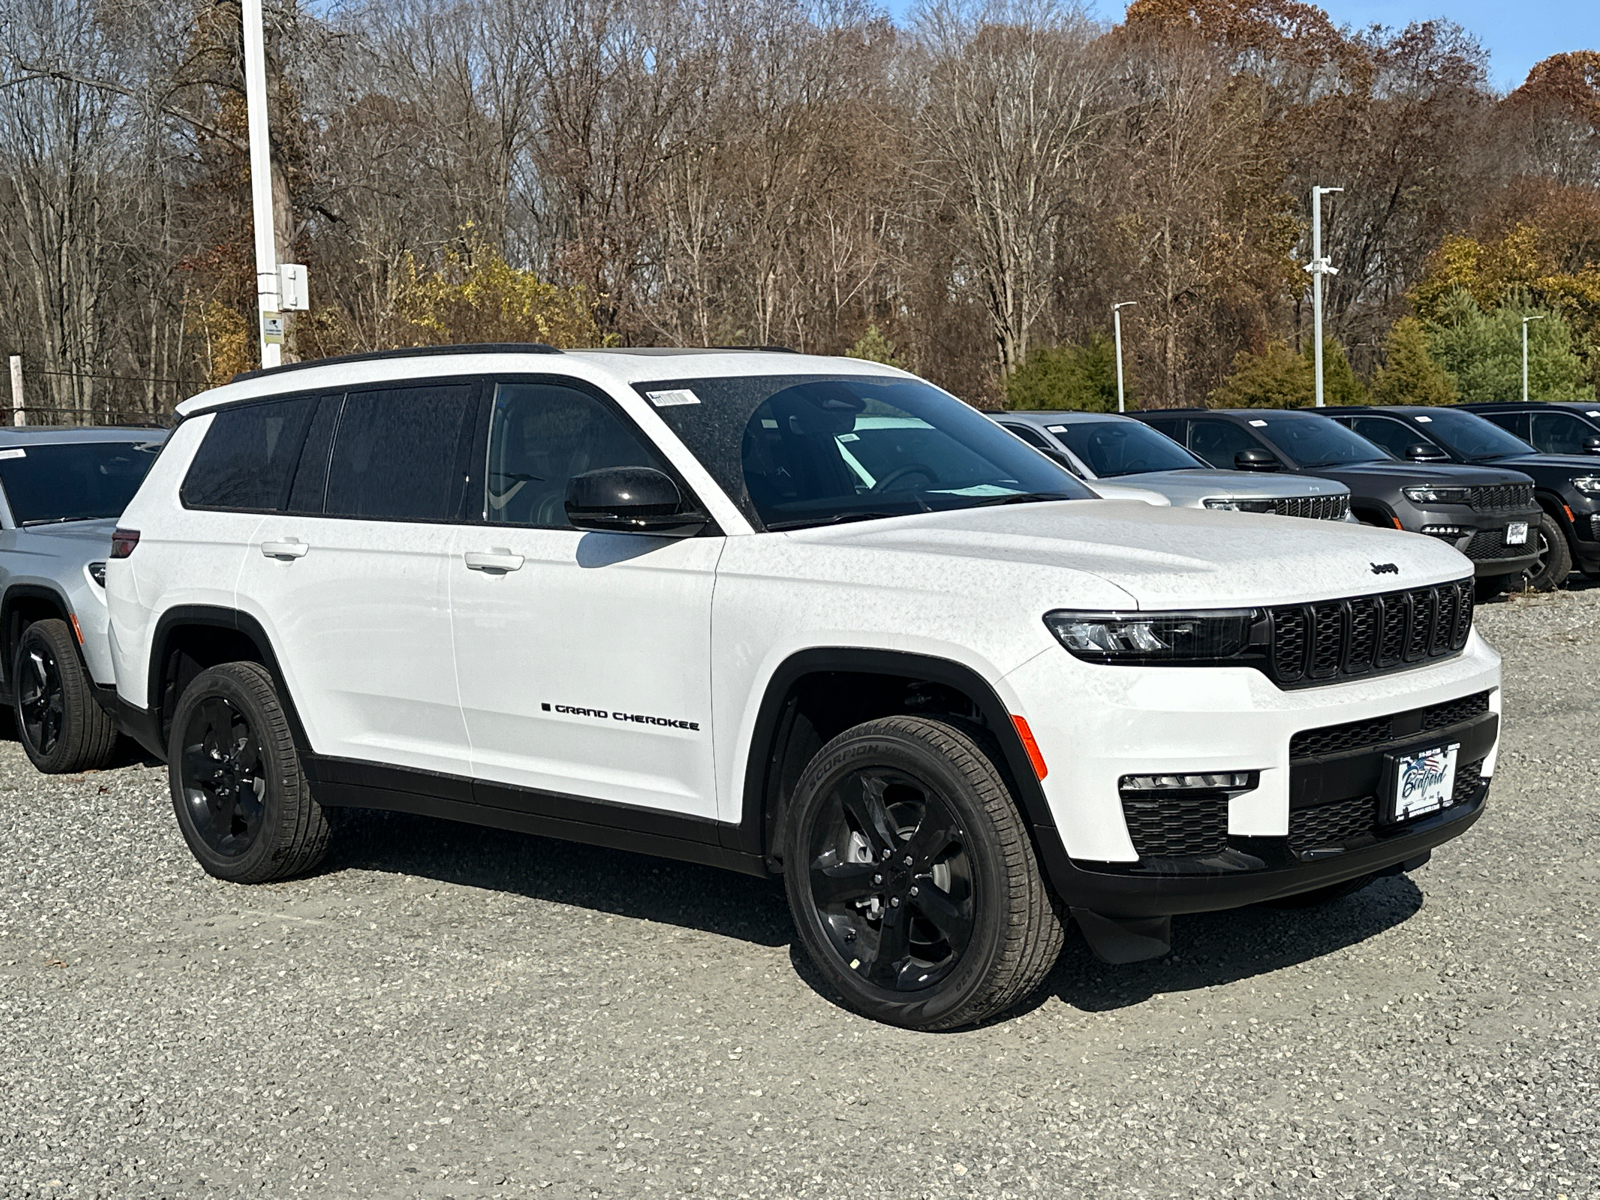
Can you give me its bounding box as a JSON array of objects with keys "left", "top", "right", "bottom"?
[
  {"left": 464, "top": 549, "right": 525, "bottom": 574},
  {"left": 261, "top": 538, "right": 309, "bottom": 559}
]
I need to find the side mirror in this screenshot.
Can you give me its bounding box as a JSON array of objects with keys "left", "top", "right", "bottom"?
[
  {"left": 1583, "top": 435, "right": 1600, "bottom": 455},
  {"left": 1234, "top": 447, "right": 1280, "bottom": 471},
  {"left": 1405, "top": 442, "right": 1450, "bottom": 463},
  {"left": 1044, "top": 448, "right": 1083, "bottom": 476},
  {"left": 565, "top": 467, "right": 709, "bottom": 537}
]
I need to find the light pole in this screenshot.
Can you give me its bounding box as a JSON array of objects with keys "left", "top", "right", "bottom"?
[
  {"left": 1112, "top": 301, "right": 1137, "bottom": 413},
  {"left": 242, "top": 0, "right": 281, "bottom": 369},
  {"left": 1304, "top": 185, "right": 1343, "bottom": 407},
  {"left": 1522, "top": 313, "right": 1546, "bottom": 402}
]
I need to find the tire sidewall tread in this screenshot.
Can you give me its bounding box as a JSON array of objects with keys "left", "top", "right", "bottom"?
[{"left": 12, "top": 618, "right": 118, "bottom": 774}]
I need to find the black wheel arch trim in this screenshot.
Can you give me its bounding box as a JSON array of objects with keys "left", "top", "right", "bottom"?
[
  {"left": 727, "top": 647, "right": 1059, "bottom": 866},
  {"left": 2, "top": 583, "right": 86, "bottom": 700}
]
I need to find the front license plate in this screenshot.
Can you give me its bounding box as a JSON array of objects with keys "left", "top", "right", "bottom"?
[
  {"left": 1390, "top": 742, "right": 1460, "bottom": 823},
  {"left": 1505, "top": 522, "right": 1529, "bottom": 545}
]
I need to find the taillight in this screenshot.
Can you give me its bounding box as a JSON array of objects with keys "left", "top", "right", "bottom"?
[{"left": 110, "top": 528, "right": 140, "bottom": 559}]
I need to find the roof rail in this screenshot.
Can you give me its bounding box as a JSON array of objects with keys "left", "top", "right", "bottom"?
[{"left": 230, "top": 342, "right": 562, "bottom": 384}]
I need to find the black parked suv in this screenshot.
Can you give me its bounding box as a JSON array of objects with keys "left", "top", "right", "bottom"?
[
  {"left": 1459, "top": 401, "right": 1600, "bottom": 458},
  {"left": 1133, "top": 409, "right": 1541, "bottom": 594},
  {"left": 1327, "top": 405, "right": 1600, "bottom": 589}
]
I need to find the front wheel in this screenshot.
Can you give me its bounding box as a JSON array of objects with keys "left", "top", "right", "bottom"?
[
  {"left": 782, "top": 716, "right": 1063, "bottom": 1030},
  {"left": 168, "top": 662, "right": 331, "bottom": 883},
  {"left": 1521, "top": 512, "right": 1572, "bottom": 592},
  {"left": 13, "top": 618, "right": 118, "bottom": 774}
]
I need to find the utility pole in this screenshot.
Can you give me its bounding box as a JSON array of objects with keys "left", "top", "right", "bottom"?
[
  {"left": 1112, "top": 302, "right": 1137, "bottom": 413},
  {"left": 8, "top": 356, "right": 22, "bottom": 427},
  {"left": 1305, "top": 185, "right": 1343, "bottom": 407},
  {"left": 1522, "top": 314, "right": 1546, "bottom": 403},
  {"left": 243, "top": 0, "right": 281, "bottom": 369}
]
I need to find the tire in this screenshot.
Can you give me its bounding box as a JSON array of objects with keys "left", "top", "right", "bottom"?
[
  {"left": 168, "top": 662, "right": 331, "bottom": 883},
  {"left": 782, "top": 715, "right": 1064, "bottom": 1031},
  {"left": 1521, "top": 512, "right": 1572, "bottom": 592},
  {"left": 12, "top": 618, "right": 118, "bottom": 774},
  {"left": 1264, "top": 873, "right": 1376, "bottom": 908}
]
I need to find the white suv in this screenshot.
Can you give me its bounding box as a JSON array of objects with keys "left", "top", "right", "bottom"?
[{"left": 106, "top": 346, "right": 1502, "bottom": 1029}]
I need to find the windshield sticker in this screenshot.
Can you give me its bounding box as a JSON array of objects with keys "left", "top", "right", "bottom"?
[
  {"left": 1249, "top": 419, "right": 1267, "bottom": 427},
  {"left": 1588, "top": 411, "right": 1600, "bottom": 417},
  {"left": 0, "top": 448, "right": 24, "bottom": 460},
  {"left": 838, "top": 432, "right": 860, "bottom": 442},
  {"left": 1415, "top": 414, "right": 1432, "bottom": 422},
  {"left": 1047, "top": 425, "right": 1069, "bottom": 433},
  {"left": 646, "top": 388, "right": 700, "bottom": 408}
]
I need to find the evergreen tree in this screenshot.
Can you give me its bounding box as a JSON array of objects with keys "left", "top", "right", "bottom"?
[
  {"left": 1207, "top": 342, "right": 1313, "bottom": 408},
  {"left": 845, "top": 324, "right": 906, "bottom": 369},
  {"left": 1371, "top": 318, "right": 1457, "bottom": 406},
  {"left": 1004, "top": 335, "right": 1122, "bottom": 411},
  {"left": 1300, "top": 337, "right": 1368, "bottom": 406},
  {"left": 1422, "top": 289, "right": 1595, "bottom": 403}
]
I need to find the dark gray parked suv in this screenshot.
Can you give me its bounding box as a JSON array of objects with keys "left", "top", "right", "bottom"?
[{"left": 1133, "top": 409, "right": 1541, "bottom": 594}]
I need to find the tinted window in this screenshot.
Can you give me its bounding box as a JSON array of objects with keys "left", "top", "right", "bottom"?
[
  {"left": 285, "top": 394, "right": 342, "bottom": 514},
  {"left": 1056, "top": 419, "right": 1202, "bottom": 477},
  {"left": 1346, "top": 415, "right": 1427, "bottom": 460},
  {"left": 324, "top": 385, "right": 476, "bottom": 521},
  {"left": 639, "top": 374, "right": 1094, "bottom": 530},
  {"left": 1405, "top": 410, "right": 1533, "bottom": 461},
  {"left": 1247, "top": 415, "right": 1390, "bottom": 467},
  {"left": 485, "top": 383, "right": 670, "bottom": 527},
  {"left": 1479, "top": 411, "right": 1529, "bottom": 440},
  {"left": 182, "top": 397, "right": 316, "bottom": 510},
  {"left": 1, "top": 440, "right": 164, "bottom": 525},
  {"left": 1001, "top": 423, "right": 1050, "bottom": 448},
  {"left": 1529, "top": 411, "right": 1598, "bottom": 456},
  {"left": 1187, "top": 419, "right": 1262, "bottom": 469}
]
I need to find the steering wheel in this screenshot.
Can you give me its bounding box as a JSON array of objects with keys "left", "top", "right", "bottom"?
[{"left": 870, "top": 463, "right": 938, "bottom": 494}]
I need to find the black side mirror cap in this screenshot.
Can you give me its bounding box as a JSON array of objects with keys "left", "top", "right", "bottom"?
[
  {"left": 1233, "top": 447, "right": 1280, "bottom": 471},
  {"left": 1405, "top": 442, "right": 1450, "bottom": 463},
  {"left": 564, "top": 466, "right": 709, "bottom": 537},
  {"left": 1583, "top": 435, "right": 1600, "bottom": 455}
]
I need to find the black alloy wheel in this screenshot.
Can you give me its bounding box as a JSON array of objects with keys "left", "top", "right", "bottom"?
[
  {"left": 177, "top": 696, "right": 268, "bottom": 858},
  {"left": 12, "top": 618, "right": 119, "bottom": 774},
  {"left": 1520, "top": 512, "right": 1572, "bottom": 593},
  {"left": 784, "top": 716, "right": 1063, "bottom": 1030},
  {"left": 168, "top": 662, "right": 331, "bottom": 883},
  {"left": 16, "top": 640, "right": 63, "bottom": 759},
  {"left": 806, "top": 766, "right": 975, "bottom": 993}
]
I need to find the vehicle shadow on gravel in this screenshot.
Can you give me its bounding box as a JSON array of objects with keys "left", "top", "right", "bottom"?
[
  {"left": 320, "top": 808, "right": 795, "bottom": 948},
  {"left": 1039, "top": 873, "right": 1425, "bottom": 1015}
]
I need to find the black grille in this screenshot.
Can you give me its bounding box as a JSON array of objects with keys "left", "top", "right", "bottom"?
[
  {"left": 1289, "top": 690, "right": 1492, "bottom": 759},
  {"left": 1120, "top": 792, "right": 1228, "bottom": 858},
  {"left": 1464, "top": 529, "right": 1533, "bottom": 561},
  {"left": 1290, "top": 794, "right": 1377, "bottom": 854},
  {"left": 1267, "top": 578, "right": 1473, "bottom": 687},
  {"left": 1452, "top": 758, "right": 1488, "bottom": 805},
  {"left": 1268, "top": 494, "right": 1350, "bottom": 521},
  {"left": 1468, "top": 483, "right": 1534, "bottom": 512}
]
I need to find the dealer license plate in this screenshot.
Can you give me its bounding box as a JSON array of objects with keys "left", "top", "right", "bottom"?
[
  {"left": 1505, "top": 522, "right": 1529, "bottom": 545},
  {"left": 1391, "top": 743, "right": 1460, "bottom": 823}
]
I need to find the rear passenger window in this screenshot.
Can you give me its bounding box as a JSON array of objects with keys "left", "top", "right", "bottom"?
[
  {"left": 485, "top": 383, "right": 671, "bottom": 527},
  {"left": 325, "top": 385, "right": 477, "bottom": 521},
  {"left": 181, "top": 396, "right": 317, "bottom": 511},
  {"left": 1530, "top": 412, "right": 1595, "bottom": 456}
]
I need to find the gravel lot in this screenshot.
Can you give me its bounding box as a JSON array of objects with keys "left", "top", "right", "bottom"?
[{"left": 3, "top": 587, "right": 1596, "bottom": 1200}]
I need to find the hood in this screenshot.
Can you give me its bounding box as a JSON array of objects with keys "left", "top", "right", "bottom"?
[
  {"left": 12, "top": 517, "right": 117, "bottom": 557},
  {"left": 1117, "top": 469, "right": 1348, "bottom": 503},
  {"left": 790, "top": 500, "right": 1470, "bottom": 610},
  {"left": 1307, "top": 460, "right": 1533, "bottom": 486},
  {"left": 1482, "top": 453, "right": 1600, "bottom": 477},
  {"left": 1087, "top": 481, "right": 1170, "bottom": 506}
]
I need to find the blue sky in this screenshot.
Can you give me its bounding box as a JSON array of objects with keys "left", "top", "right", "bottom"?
[{"left": 883, "top": 2, "right": 1597, "bottom": 93}]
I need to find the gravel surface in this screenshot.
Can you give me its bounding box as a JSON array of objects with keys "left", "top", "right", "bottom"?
[{"left": 2, "top": 586, "right": 1596, "bottom": 1200}]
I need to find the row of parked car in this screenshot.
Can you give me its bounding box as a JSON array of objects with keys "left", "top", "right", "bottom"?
[{"left": 0, "top": 345, "right": 1573, "bottom": 1027}]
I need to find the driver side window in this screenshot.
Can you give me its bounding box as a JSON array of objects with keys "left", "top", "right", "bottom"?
[
  {"left": 1187, "top": 420, "right": 1259, "bottom": 469},
  {"left": 1347, "top": 416, "right": 1428, "bottom": 460},
  {"left": 485, "top": 383, "right": 670, "bottom": 528}
]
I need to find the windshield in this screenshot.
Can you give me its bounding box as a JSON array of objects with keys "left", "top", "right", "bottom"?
[
  {"left": 1407, "top": 410, "right": 1536, "bottom": 461},
  {"left": 1054, "top": 419, "right": 1204, "bottom": 477},
  {"left": 1251, "top": 414, "right": 1393, "bottom": 467},
  {"left": 635, "top": 374, "right": 1095, "bottom": 530},
  {"left": 0, "top": 440, "right": 164, "bottom": 525}
]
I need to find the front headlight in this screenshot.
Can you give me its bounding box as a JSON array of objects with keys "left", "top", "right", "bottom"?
[
  {"left": 1402, "top": 485, "right": 1473, "bottom": 505},
  {"left": 1202, "top": 498, "right": 1275, "bottom": 513},
  {"left": 1043, "top": 609, "right": 1264, "bottom": 664},
  {"left": 1572, "top": 476, "right": 1600, "bottom": 495}
]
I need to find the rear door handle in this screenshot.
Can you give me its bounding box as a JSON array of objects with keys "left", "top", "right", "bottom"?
[
  {"left": 260, "top": 539, "right": 309, "bottom": 559},
  {"left": 464, "top": 550, "right": 524, "bottom": 574}
]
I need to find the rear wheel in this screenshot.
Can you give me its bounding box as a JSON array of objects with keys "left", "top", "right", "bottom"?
[
  {"left": 12, "top": 618, "right": 118, "bottom": 774},
  {"left": 1521, "top": 512, "right": 1572, "bottom": 592},
  {"left": 168, "top": 662, "right": 331, "bottom": 883},
  {"left": 783, "top": 715, "right": 1063, "bottom": 1030}
]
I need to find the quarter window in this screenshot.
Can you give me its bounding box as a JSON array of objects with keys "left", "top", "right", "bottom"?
[
  {"left": 181, "top": 396, "right": 317, "bottom": 511},
  {"left": 324, "top": 385, "right": 477, "bottom": 521},
  {"left": 484, "top": 383, "right": 672, "bottom": 528}
]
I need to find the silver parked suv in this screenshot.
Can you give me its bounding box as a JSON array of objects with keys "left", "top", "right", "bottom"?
[{"left": 0, "top": 426, "right": 166, "bottom": 772}]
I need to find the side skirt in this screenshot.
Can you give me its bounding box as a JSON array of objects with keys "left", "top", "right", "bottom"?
[{"left": 301, "top": 754, "right": 770, "bottom": 879}]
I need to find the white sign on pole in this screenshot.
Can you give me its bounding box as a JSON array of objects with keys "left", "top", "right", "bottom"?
[{"left": 279, "top": 264, "right": 310, "bottom": 311}]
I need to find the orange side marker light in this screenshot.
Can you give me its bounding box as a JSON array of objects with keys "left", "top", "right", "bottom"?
[
  {"left": 1011, "top": 715, "right": 1048, "bottom": 780},
  {"left": 1392, "top": 516, "right": 1404, "bottom": 530},
  {"left": 69, "top": 613, "right": 85, "bottom": 645}
]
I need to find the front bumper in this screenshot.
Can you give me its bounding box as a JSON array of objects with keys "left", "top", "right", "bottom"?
[
  {"left": 1002, "top": 632, "right": 1501, "bottom": 915},
  {"left": 1403, "top": 504, "right": 1541, "bottom": 577}
]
